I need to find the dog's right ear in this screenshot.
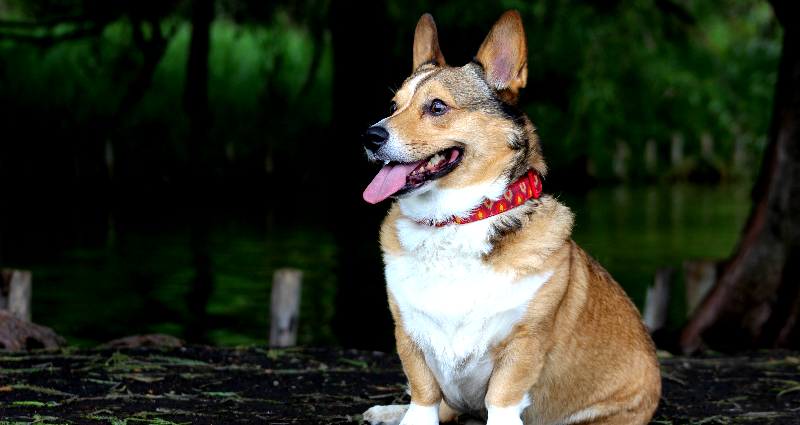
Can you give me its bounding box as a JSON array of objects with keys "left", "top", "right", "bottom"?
[{"left": 413, "top": 14, "right": 446, "bottom": 70}]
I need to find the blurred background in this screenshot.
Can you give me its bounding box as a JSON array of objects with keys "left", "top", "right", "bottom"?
[{"left": 0, "top": 0, "right": 781, "bottom": 350}]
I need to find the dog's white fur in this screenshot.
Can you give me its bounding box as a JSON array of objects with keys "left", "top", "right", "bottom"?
[
  {"left": 389, "top": 214, "right": 552, "bottom": 410},
  {"left": 398, "top": 179, "right": 509, "bottom": 226}
]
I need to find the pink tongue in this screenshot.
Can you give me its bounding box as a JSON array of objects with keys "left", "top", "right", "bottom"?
[{"left": 363, "top": 161, "right": 424, "bottom": 204}]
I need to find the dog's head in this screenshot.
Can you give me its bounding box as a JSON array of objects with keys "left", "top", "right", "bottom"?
[{"left": 363, "top": 11, "right": 546, "bottom": 220}]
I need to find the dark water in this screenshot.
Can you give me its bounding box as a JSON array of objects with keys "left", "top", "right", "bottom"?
[
  {"left": 2, "top": 190, "right": 341, "bottom": 348},
  {"left": 1, "top": 183, "right": 749, "bottom": 347},
  {"left": 563, "top": 183, "right": 751, "bottom": 326}
]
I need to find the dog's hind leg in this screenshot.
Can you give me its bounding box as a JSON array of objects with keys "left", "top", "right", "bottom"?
[{"left": 363, "top": 404, "right": 408, "bottom": 425}]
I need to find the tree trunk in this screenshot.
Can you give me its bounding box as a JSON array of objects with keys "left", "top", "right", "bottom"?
[
  {"left": 119, "top": 17, "right": 170, "bottom": 113},
  {"left": 183, "top": 0, "right": 215, "bottom": 343},
  {"left": 678, "top": 1, "right": 800, "bottom": 354},
  {"left": 328, "top": 0, "right": 401, "bottom": 351},
  {"left": 184, "top": 0, "right": 213, "bottom": 170}
]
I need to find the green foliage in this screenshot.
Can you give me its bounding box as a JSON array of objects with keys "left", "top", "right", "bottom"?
[
  {"left": 11, "top": 401, "right": 51, "bottom": 406},
  {"left": 0, "top": 0, "right": 781, "bottom": 182},
  {"left": 0, "top": 20, "right": 132, "bottom": 128},
  {"left": 517, "top": 0, "right": 781, "bottom": 181},
  {"left": 0, "top": 7, "right": 332, "bottom": 186}
]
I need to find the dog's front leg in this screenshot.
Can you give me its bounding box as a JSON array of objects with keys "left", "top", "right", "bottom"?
[
  {"left": 395, "top": 324, "right": 442, "bottom": 425},
  {"left": 484, "top": 336, "right": 545, "bottom": 425}
]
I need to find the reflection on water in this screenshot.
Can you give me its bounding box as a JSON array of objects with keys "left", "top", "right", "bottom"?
[
  {"left": 1, "top": 184, "right": 750, "bottom": 347},
  {"left": 561, "top": 183, "right": 751, "bottom": 326},
  {"left": 6, "top": 200, "right": 340, "bottom": 348}
]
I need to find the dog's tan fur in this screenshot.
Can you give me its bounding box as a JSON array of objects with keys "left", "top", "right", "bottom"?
[{"left": 363, "top": 10, "right": 660, "bottom": 425}]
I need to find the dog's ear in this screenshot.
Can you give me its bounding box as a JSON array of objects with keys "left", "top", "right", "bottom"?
[
  {"left": 413, "top": 14, "right": 446, "bottom": 70},
  {"left": 475, "top": 10, "right": 528, "bottom": 94}
]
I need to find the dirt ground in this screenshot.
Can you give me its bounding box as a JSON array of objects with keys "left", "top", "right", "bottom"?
[{"left": 2, "top": 346, "right": 800, "bottom": 424}]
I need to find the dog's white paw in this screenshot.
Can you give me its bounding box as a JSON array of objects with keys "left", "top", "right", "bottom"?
[
  {"left": 363, "top": 404, "right": 409, "bottom": 425},
  {"left": 400, "top": 403, "right": 439, "bottom": 425},
  {"left": 486, "top": 402, "right": 526, "bottom": 425}
]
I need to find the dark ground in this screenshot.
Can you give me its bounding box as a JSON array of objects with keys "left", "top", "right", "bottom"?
[{"left": 2, "top": 346, "right": 800, "bottom": 424}]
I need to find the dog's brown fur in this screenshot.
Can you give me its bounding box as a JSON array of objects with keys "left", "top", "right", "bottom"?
[{"left": 363, "top": 10, "right": 660, "bottom": 425}]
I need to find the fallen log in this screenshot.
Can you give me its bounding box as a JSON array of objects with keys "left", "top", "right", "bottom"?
[{"left": 0, "top": 310, "right": 66, "bottom": 350}]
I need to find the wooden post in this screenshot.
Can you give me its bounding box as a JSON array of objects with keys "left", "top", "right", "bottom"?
[
  {"left": 643, "top": 268, "right": 673, "bottom": 335},
  {"left": 684, "top": 259, "right": 718, "bottom": 318},
  {"left": 671, "top": 132, "right": 684, "bottom": 169},
  {"left": 701, "top": 132, "right": 715, "bottom": 161},
  {"left": 1, "top": 269, "right": 32, "bottom": 322},
  {"left": 612, "top": 139, "right": 630, "bottom": 180},
  {"left": 270, "top": 268, "right": 303, "bottom": 347},
  {"left": 644, "top": 139, "right": 658, "bottom": 176}
]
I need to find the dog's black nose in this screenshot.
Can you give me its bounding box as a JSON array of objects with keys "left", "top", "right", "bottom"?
[{"left": 363, "top": 126, "right": 389, "bottom": 153}]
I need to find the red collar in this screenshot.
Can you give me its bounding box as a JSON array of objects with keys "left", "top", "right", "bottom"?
[{"left": 418, "top": 169, "right": 543, "bottom": 227}]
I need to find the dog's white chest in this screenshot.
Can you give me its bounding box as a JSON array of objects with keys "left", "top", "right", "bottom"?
[{"left": 386, "top": 218, "right": 551, "bottom": 412}]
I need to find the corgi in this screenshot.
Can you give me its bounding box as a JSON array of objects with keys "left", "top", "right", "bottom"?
[{"left": 360, "top": 10, "right": 660, "bottom": 425}]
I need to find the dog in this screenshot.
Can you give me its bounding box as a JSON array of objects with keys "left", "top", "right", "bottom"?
[{"left": 360, "top": 10, "right": 660, "bottom": 425}]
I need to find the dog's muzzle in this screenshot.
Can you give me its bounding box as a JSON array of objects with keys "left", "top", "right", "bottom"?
[{"left": 363, "top": 126, "right": 389, "bottom": 153}]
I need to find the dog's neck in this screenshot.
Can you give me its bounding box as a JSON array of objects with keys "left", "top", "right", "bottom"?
[{"left": 406, "top": 170, "right": 542, "bottom": 227}]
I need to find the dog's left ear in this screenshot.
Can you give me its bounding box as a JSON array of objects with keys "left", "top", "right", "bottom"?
[{"left": 475, "top": 10, "right": 528, "bottom": 94}]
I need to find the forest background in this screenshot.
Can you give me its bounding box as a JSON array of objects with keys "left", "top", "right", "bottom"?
[{"left": 0, "top": 0, "right": 783, "bottom": 351}]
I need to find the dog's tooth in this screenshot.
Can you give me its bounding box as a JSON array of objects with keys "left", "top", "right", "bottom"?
[{"left": 428, "top": 154, "right": 441, "bottom": 169}]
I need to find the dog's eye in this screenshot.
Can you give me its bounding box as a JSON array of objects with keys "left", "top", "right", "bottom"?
[
  {"left": 429, "top": 99, "right": 448, "bottom": 116},
  {"left": 389, "top": 101, "right": 397, "bottom": 115}
]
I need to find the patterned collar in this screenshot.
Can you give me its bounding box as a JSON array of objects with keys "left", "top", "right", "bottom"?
[{"left": 418, "top": 169, "right": 543, "bottom": 227}]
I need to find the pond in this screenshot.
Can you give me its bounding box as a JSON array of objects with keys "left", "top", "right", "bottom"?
[
  {"left": 563, "top": 183, "right": 751, "bottom": 328},
  {"left": 2, "top": 183, "right": 751, "bottom": 348}
]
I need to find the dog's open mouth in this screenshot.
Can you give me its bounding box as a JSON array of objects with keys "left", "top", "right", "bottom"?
[{"left": 363, "top": 147, "right": 463, "bottom": 204}]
